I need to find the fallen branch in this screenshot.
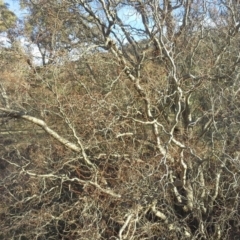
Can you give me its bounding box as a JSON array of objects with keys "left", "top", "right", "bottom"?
[
  {"left": 21, "top": 169, "right": 121, "bottom": 198},
  {"left": 0, "top": 108, "right": 94, "bottom": 165},
  {"left": 118, "top": 213, "right": 133, "bottom": 240}
]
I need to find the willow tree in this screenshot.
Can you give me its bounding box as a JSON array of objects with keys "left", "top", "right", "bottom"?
[{"left": 1, "top": 0, "right": 240, "bottom": 239}]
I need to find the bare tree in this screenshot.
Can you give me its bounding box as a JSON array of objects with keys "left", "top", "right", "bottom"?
[{"left": 1, "top": 0, "right": 240, "bottom": 239}]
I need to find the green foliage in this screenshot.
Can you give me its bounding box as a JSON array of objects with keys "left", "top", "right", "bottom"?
[{"left": 0, "top": 1, "right": 17, "bottom": 32}]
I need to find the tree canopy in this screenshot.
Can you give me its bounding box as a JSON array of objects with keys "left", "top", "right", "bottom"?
[{"left": 0, "top": 0, "right": 17, "bottom": 32}]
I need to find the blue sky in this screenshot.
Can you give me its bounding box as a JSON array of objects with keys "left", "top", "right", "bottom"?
[{"left": 5, "top": 0, "right": 26, "bottom": 19}]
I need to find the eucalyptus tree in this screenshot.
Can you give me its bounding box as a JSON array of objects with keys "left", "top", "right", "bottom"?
[{"left": 0, "top": 0, "right": 17, "bottom": 33}]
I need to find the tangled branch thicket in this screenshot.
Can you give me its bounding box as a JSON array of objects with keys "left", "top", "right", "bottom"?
[{"left": 0, "top": 0, "right": 240, "bottom": 239}]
